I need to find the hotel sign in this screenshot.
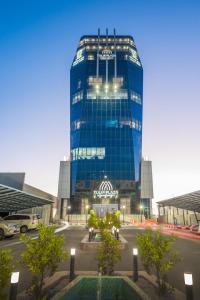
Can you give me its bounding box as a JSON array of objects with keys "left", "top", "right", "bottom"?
[{"left": 94, "top": 179, "right": 118, "bottom": 198}]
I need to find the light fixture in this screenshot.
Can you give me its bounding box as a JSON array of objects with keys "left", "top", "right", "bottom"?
[
  {"left": 140, "top": 205, "right": 143, "bottom": 210},
  {"left": 133, "top": 248, "right": 138, "bottom": 256},
  {"left": 71, "top": 248, "right": 76, "bottom": 256},
  {"left": 11, "top": 272, "right": 19, "bottom": 284},
  {"left": 86, "top": 205, "right": 89, "bottom": 209},
  {"left": 68, "top": 206, "right": 71, "bottom": 210},
  {"left": 184, "top": 273, "right": 193, "bottom": 286}
]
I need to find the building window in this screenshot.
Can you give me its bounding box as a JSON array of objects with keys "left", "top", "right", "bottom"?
[
  {"left": 71, "top": 147, "right": 105, "bottom": 160},
  {"left": 88, "top": 55, "right": 94, "bottom": 60},
  {"left": 86, "top": 88, "right": 128, "bottom": 100},
  {"left": 130, "top": 91, "right": 142, "bottom": 104},
  {"left": 71, "top": 120, "right": 85, "bottom": 130},
  {"left": 72, "top": 90, "right": 83, "bottom": 104},
  {"left": 119, "top": 119, "right": 142, "bottom": 131}
]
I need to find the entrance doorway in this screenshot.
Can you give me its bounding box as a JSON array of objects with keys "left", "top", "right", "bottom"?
[{"left": 93, "top": 203, "right": 118, "bottom": 217}]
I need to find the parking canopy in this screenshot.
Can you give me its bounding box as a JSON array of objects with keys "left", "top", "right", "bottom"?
[
  {"left": 0, "top": 184, "right": 53, "bottom": 212},
  {"left": 157, "top": 190, "right": 200, "bottom": 213}
]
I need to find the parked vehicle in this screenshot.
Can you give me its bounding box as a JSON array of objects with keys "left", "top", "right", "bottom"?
[
  {"left": 4, "top": 214, "right": 41, "bottom": 233},
  {"left": 0, "top": 217, "right": 19, "bottom": 240},
  {"left": 190, "top": 224, "right": 199, "bottom": 232}
]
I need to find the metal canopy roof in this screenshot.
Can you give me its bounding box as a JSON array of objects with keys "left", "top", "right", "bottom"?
[
  {"left": 0, "top": 184, "right": 53, "bottom": 212},
  {"left": 157, "top": 190, "right": 200, "bottom": 213}
]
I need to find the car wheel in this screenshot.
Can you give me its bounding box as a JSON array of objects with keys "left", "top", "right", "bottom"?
[
  {"left": 0, "top": 228, "right": 5, "bottom": 240},
  {"left": 20, "top": 226, "right": 28, "bottom": 233}
]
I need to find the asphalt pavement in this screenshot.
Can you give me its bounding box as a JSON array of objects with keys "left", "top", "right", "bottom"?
[{"left": 1, "top": 226, "right": 200, "bottom": 299}]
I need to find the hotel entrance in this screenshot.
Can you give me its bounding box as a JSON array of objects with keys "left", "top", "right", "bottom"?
[{"left": 92, "top": 203, "right": 118, "bottom": 217}]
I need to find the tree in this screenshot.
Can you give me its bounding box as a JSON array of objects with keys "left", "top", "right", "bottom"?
[
  {"left": 136, "top": 228, "right": 181, "bottom": 294},
  {"left": 0, "top": 249, "right": 14, "bottom": 300},
  {"left": 87, "top": 209, "right": 98, "bottom": 229},
  {"left": 20, "top": 223, "right": 68, "bottom": 300},
  {"left": 97, "top": 230, "right": 121, "bottom": 275}
]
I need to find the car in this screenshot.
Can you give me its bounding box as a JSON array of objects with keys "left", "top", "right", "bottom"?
[
  {"left": 190, "top": 224, "right": 199, "bottom": 232},
  {"left": 0, "top": 217, "right": 19, "bottom": 240},
  {"left": 4, "top": 214, "right": 41, "bottom": 233}
]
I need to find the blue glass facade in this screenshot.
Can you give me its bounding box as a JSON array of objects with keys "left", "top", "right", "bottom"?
[{"left": 70, "top": 33, "right": 143, "bottom": 213}]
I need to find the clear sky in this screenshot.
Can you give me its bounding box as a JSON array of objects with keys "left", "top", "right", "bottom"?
[{"left": 0, "top": 0, "right": 200, "bottom": 201}]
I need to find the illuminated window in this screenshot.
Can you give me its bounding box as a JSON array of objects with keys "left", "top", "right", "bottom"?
[
  {"left": 88, "top": 55, "right": 94, "bottom": 60},
  {"left": 87, "top": 88, "right": 128, "bottom": 100},
  {"left": 130, "top": 91, "right": 142, "bottom": 104},
  {"left": 71, "top": 147, "right": 105, "bottom": 160},
  {"left": 71, "top": 120, "right": 85, "bottom": 130},
  {"left": 72, "top": 90, "right": 83, "bottom": 104},
  {"left": 119, "top": 119, "right": 142, "bottom": 130}
]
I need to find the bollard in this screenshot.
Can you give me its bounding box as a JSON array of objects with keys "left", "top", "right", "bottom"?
[
  {"left": 116, "top": 228, "right": 119, "bottom": 240},
  {"left": 133, "top": 248, "right": 138, "bottom": 282},
  {"left": 89, "top": 228, "right": 92, "bottom": 242},
  {"left": 184, "top": 273, "right": 194, "bottom": 300},
  {"left": 9, "top": 272, "right": 19, "bottom": 300},
  {"left": 69, "top": 248, "right": 76, "bottom": 282}
]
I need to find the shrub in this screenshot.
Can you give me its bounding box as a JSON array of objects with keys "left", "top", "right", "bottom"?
[
  {"left": 97, "top": 230, "right": 121, "bottom": 275},
  {"left": 20, "top": 223, "right": 68, "bottom": 300},
  {"left": 0, "top": 249, "right": 14, "bottom": 300},
  {"left": 136, "top": 228, "right": 181, "bottom": 294}
]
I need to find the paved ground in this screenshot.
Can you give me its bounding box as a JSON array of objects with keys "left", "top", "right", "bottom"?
[{"left": 1, "top": 226, "right": 200, "bottom": 299}]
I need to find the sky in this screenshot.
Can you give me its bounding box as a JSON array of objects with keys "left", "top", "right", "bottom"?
[{"left": 0, "top": 0, "right": 200, "bottom": 201}]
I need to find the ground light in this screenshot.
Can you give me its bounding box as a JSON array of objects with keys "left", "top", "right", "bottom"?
[
  {"left": 116, "top": 228, "right": 119, "bottom": 240},
  {"left": 70, "top": 248, "right": 76, "bottom": 282},
  {"left": 184, "top": 273, "right": 193, "bottom": 300},
  {"left": 89, "top": 228, "right": 92, "bottom": 242},
  {"left": 9, "top": 272, "right": 19, "bottom": 300},
  {"left": 132, "top": 248, "right": 138, "bottom": 282}
]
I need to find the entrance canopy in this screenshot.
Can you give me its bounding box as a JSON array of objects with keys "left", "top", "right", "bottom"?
[
  {"left": 157, "top": 190, "right": 200, "bottom": 213},
  {"left": 0, "top": 184, "right": 53, "bottom": 212}
]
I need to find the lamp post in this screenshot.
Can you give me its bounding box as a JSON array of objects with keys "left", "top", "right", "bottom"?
[
  {"left": 184, "top": 273, "right": 193, "bottom": 300},
  {"left": 85, "top": 204, "right": 89, "bottom": 225},
  {"left": 9, "top": 272, "right": 19, "bottom": 300},
  {"left": 69, "top": 248, "right": 76, "bottom": 282},
  {"left": 67, "top": 205, "right": 71, "bottom": 223},
  {"left": 133, "top": 248, "right": 138, "bottom": 282},
  {"left": 139, "top": 204, "right": 143, "bottom": 223},
  {"left": 122, "top": 205, "right": 126, "bottom": 224}
]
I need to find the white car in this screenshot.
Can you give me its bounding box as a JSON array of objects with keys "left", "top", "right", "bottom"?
[
  {"left": 0, "top": 217, "right": 19, "bottom": 240},
  {"left": 4, "top": 214, "right": 41, "bottom": 233}
]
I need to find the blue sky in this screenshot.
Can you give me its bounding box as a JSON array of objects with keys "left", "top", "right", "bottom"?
[{"left": 0, "top": 0, "right": 200, "bottom": 200}]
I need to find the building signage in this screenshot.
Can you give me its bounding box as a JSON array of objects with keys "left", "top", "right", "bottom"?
[
  {"left": 94, "top": 179, "right": 118, "bottom": 198},
  {"left": 99, "top": 48, "right": 114, "bottom": 60}
]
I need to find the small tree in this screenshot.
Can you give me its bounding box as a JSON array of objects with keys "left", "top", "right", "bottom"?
[
  {"left": 0, "top": 249, "right": 14, "bottom": 300},
  {"left": 87, "top": 209, "right": 98, "bottom": 229},
  {"left": 20, "top": 223, "right": 68, "bottom": 300},
  {"left": 136, "top": 228, "right": 181, "bottom": 294},
  {"left": 97, "top": 230, "right": 121, "bottom": 275}
]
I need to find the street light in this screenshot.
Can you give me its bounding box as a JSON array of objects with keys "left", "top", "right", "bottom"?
[
  {"left": 184, "top": 273, "right": 193, "bottom": 300},
  {"left": 132, "top": 248, "right": 138, "bottom": 282},
  {"left": 67, "top": 205, "right": 71, "bottom": 223},
  {"left": 139, "top": 204, "right": 143, "bottom": 223},
  {"left": 9, "top": 272, "right": 19, "bottom": 300},
  {"left": 69, "top": 248, "right": 76, "bottom": 282},
  {"left": 122, "top": 205, "right": 126, "bottom": 224},
  {"left": 85, "top": 204, "right": 89, "bottom": 225}
]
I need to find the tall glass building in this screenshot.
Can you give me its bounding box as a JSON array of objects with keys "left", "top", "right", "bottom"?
[{"left": 70, "top": 30, "right": 143, "bottom": 214}]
